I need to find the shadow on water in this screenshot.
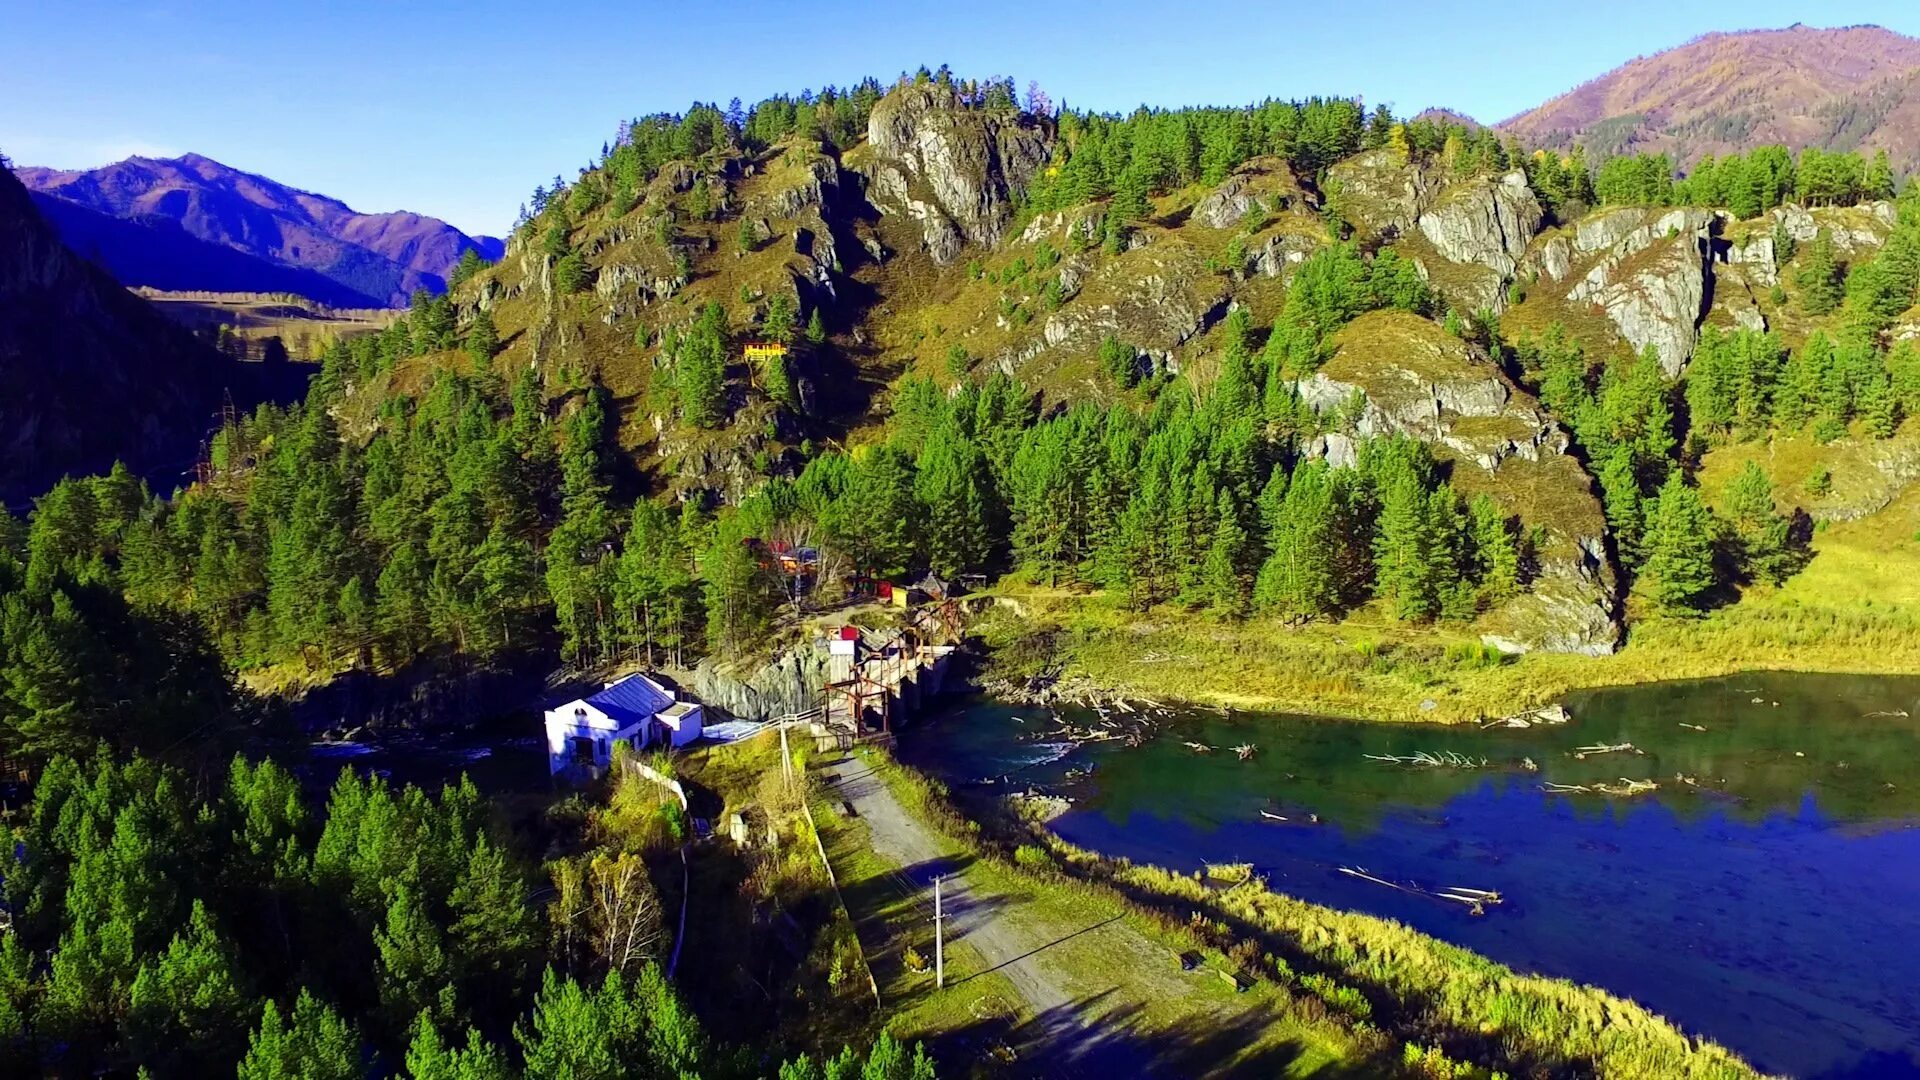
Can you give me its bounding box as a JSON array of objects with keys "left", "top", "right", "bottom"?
[{"left": 900, "top": 672, "right": 1920, "bottom": 1080}]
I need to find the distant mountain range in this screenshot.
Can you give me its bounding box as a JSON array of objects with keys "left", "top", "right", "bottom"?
[
  {"left": 17, "top": 153, "right": 503, "bottom": 308},
  {"left": 1499, "top": 23, "right": 1920, "bottom": 171},
  {"left": 0, "top": 162, "right": 308, "bottom": 501}
]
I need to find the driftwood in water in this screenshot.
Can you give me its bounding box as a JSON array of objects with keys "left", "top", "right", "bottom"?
[
  {"left": 1542, "top": 777, "right": 1659, "bottom": 797},
  {"left": 1337, "top": 866, "right": 1504, "bottom": 915},
  {"left": 1570, "top": 742, "right": 1643, "bottom": 760},
  {"left": 1185, "top": 741, "right": 1215, "bottom": 753},
  {"left": 1482, "top": 703, "right": 1571, "bottom": 729},
  {"left": 1233, "top": 743, "right": 1257, "bottom": 761},
  {"left": 1364, "top": 750, "right": 1489, "bottom": 770}
]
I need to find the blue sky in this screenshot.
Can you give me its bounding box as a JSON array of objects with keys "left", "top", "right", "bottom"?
[{"left": 4, "top": 1, "right": 1918, "bottom": 237}]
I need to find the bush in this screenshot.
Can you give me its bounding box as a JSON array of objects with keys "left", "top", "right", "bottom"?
[{"left": 1013, "top": 844, "right": 1051, "bottom": 871}]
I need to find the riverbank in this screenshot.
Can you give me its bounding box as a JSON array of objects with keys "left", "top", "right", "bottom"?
[
  {"left": 851, "top": 749, "right": 1766, "bottom": 1080},
  {"left": 812, "top": 748, "right": 1393, "bottom": 1076},
  {"left": 978, "top": 492, "right": 1920, "bottom": 724}
]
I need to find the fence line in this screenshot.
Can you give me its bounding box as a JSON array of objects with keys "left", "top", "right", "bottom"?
[{"left": 801, "top": 783, "right": 883, "bottom": 1011}]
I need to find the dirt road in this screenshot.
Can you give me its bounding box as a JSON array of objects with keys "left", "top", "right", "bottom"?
[{"left": 830, "top": 759, "right": 1084, "bottom": 1021}]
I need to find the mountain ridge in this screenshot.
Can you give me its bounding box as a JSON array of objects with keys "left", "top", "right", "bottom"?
[
  {"left": 17, "top": 152, "right": 502, "bottom": 307},
  {"left": 1498, "top": 23, "right": 1920, "bottom": 169},
  {"left": 0, "top": 161, "right": 308, "bottom": 501}
]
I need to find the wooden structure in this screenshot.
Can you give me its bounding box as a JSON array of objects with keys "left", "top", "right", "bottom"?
[{"left": 817, "top": 605, "right": 960, "bottom": 741}]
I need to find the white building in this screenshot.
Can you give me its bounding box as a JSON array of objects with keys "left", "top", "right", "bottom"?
[{"left": 543, "top": 673, "right": 706, "bottom": 778}]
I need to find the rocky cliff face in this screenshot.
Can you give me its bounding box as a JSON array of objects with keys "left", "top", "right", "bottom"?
[
  {"left": 1417, "top": 172, "right": 1542, "bottom": 276},
  {"left": 1303, "top": 312, "right": 1620, "bottom": 655},
  {"left": 676, "top": 643, "right": 835, "bottom": 722},
  {"left": 859, "top": 86, "right": 1053, "bottom": 264},
  {"left": 1523, "top": 207, "right": 1716, "bottom": 376},
  {"left": 1329, "top": 151, "right": 1545, "bottom": 314}
]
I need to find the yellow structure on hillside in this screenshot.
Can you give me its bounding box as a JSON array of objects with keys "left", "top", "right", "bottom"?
[{"left": 743, "top": 342, "right": 788, "bottom": 361}]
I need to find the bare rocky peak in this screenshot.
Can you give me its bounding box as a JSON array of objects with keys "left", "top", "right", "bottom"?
[{"left": 860, "top": 84, "right": 1053, "bottom": 264}]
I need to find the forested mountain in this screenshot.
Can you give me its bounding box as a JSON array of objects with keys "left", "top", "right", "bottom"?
[
  {"left": 1500, "top": 24, "right": 1920, "bottom": 170},
  {"left": 0, "top": 158, "right": 269, "bottom": 501},
  {"left": 17, "top": 153, "right": 503, "bottom": 307},
  {"left": 18, "top": 62, "right": 1918, "bottom": 702}
]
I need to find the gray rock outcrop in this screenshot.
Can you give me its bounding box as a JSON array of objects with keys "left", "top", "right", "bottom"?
[
  {"left": 1550, "top": 207, "right": 1716, "bottom": 376},
  {"left": 1415, "top": 171, "right": 1543, "bottom": 281},
  {"left": 1298, "top": 312, "right": 1620, "bottom": 655},
  {"left": 1326, "top": 149, "right": 1439, "bottom": 239},
  {"left": 862, "top": 86, "right": 1052, "bottom": 264},
  {"left": 678, "top": 644, "right": 834, "bottom": 722}
]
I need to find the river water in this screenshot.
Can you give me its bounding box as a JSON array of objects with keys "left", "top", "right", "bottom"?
[{"left": 897, "top": 673, "right": 1920, "bottom": 1080}]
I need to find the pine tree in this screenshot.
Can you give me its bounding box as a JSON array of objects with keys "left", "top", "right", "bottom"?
[
  {"left": 914, "top": 424, "right": 996, "bottom": 578},
  {"left": 464, "top": 309, "right": 498, "bottom": 365},
  {"left": 1200, "top": 492, "right": 1252, "bottom": 617},
  {"left": 1597, "top": 446, "right": 1646, "bottom": 568},
  {"left": 1254, "top": 462, "right": 1339, "bottom": 619},
  {"left": 1643, "top": 474, "right": 1717, "bottom": 612},
  {"left": 1372, "top": 468, "right": 1436, "bottom": 620},
  {"left": 1468, "top": 494, "right": 1520, "bottom": 603},
  {"left": 1796, "top": 230, "right": 1845, "bottom": 315},
  {"left": 237, "top": 991, "right": 362, "bottom": 1080},
  {"left": 678, "top": 302, "right": 729, "bottom": 428},
  {"left": 1723, "top": 461, "right": 1795, "bottom": 584},
  {"left": 404, "top": 1017, "right": 515, "bottom": 1080},
  {"left": 702, "top": 523, "right": 777, "bottom": 657},
  {"left": 763, "top": 293, "right": 797, "bottom": 344}
]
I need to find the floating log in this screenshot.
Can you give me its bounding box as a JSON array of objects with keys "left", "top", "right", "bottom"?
[
  {"left": 1337, "top": 866, "right": 1503, "bottom": 915},
  {"left": 1363, "top": 750, "right": 1489, "bottom": 769},
  {"left": 1542, "top": 777, "right": 1659, "bottom": 797},
  {"left": 1233, "top": 743, "right": 1258, "bottom": 761},
  {"left": 1570, "top": 742, "right": 1641, "bottom": 760},
  {"left": 1185, "top": 742, "right": 1215, "bottom": 753},
  {"left": 1678, "top": 722, "right": 1707, "bottom": 731},
  {"left": 1259, "top": 810, "right": 1289, "bottom": 821},
  {"left": 1484, "top": 703, "right": 1571, "bottom": 729}
]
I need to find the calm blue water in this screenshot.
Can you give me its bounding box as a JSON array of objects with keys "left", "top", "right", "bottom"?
[{"left": 900, "top": 674, "right": 1920, "bottom": 1079}]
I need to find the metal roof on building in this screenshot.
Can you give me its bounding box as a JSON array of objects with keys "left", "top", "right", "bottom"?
[{"left": 584, "top": 675, "right": 674, "bottom": 726}]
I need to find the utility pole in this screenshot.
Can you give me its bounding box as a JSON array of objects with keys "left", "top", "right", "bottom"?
[{"left": 934, "top": 875, "right": 945, "bottom": 989}]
